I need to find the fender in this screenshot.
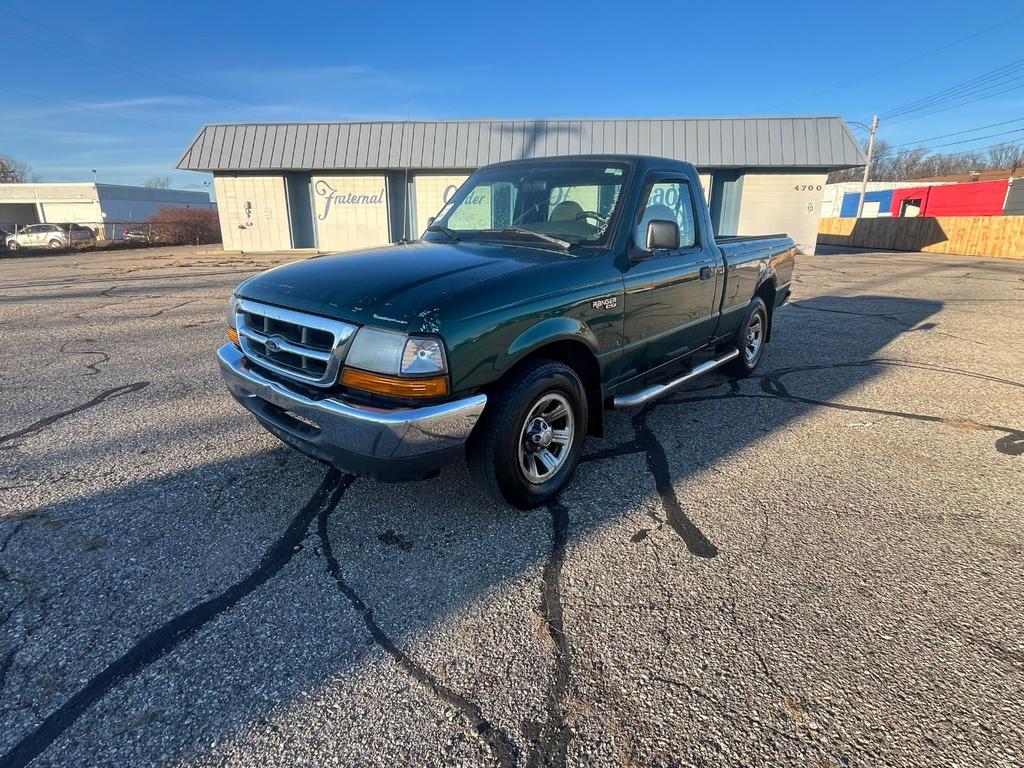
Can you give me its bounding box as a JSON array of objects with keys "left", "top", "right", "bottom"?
[
  {"left": 505, "top": 316, "right": 605, "bottom": 437},
  {"left": 506, "top": 316, "right": 601, "bottom": 362},
  {"left": 755, "top": 263, "right": 778, "bottom": 294}
]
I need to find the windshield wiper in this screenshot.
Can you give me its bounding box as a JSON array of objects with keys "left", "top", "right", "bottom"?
[
  {"left": 425, "top": 223, "right": 459, "bottom": 241},
  {"left": 481, "top": 228, "right": 571, "bottom": 250}
]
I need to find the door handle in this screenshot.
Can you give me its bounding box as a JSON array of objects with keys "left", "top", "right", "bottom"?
[{"left": 699, "top": 266, "right": 714, "bottom": 281}]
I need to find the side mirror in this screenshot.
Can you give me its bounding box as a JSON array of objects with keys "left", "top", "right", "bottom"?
[
  {"left": 646, "top": 219, "right": 680, "bottom": 251},
  {"left": 426, "top": 216, "right": 435, "bottom": 227}
]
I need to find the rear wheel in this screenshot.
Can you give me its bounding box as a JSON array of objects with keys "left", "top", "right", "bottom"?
[
  {"left": 467, "top": 360, "right": 587, "bottom": 509},
  {"left": 48, "top": 239, "right": 62, "bottom": 249},
  {"left": 7, "top": 241, "right": 19, "bottom": 252},
  {"left": 726, "top": 297, "right": 768, "bottom": 376}
]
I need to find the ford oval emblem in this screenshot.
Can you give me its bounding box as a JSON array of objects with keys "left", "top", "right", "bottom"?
[{"left": 265, "top": 337, "right": 283, "bottom": 353}]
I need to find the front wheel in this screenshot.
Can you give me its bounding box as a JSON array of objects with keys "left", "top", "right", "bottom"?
[
  {"left": 6, "top": 241, "right": 19, "bottom": 252},
  {"left": 467, "top": 360, "right": 587, "bottom": 509},
  {"left": 48, "top": 239, "right": 62, "bottom": 249},
  {"left": 726, "top": 297, "right": 768, "bottom": 377}
]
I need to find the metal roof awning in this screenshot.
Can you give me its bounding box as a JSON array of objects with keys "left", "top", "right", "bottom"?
[{"left": 177, "top": 117, "right": 866, "bottom": 173}]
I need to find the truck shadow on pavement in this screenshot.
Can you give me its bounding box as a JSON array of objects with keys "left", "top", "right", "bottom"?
[{"left": 3, "top": 295, "right": 1023, "bottom": 767}]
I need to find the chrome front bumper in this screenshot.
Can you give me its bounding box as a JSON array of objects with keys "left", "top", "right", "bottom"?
[{"left": 217, "top": 343, "right": 486, "bottom": 480}]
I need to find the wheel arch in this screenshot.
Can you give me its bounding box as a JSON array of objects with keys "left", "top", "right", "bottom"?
[
  {"left": 754, "top": 274, "right": 777, "bottom": 343},
  {"left": 502, "top": 321, "right": 604, "bottom": 437}
]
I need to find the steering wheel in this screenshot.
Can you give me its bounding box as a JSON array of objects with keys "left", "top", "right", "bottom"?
[{"left": 574, "top": 210, "right": 609, "bottom": 224}]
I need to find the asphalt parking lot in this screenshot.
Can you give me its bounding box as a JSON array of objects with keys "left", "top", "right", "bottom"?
[{"left": 1, "top": 244, "right": 1022, "bottom": 767}]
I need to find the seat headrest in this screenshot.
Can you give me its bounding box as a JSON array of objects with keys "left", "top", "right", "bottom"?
[
  {"left": 550, "top": 200, "right": 584, "bottom": 222},
  {"left": 638, "top": 203, "right": 677, "bottom": 229}
]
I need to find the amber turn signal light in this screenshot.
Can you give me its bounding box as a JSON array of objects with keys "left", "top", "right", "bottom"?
[
  {"left": 227, "top": 327, "right": 240, "bottom": 346},
  {"left": 341, "top": 367, "right": 449, "bottom": 398}
]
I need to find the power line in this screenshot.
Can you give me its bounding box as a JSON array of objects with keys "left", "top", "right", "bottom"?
[
  {"left": 880, "top": 59, "right": 1024, "bottom": 117},
  {"left": 766, "top": 10, "right": 1024, "bottom": 110},
  {"left": 885, "top": 136, "right": 1024, "bottom": 161},
  {"left": 912, "top": 126, "right": 1024, "bottom": 151},
  {"left": 880, "top": 58, "right": 1024, "bottom": 120},
  {"left": 884, "top": 79, "right": 1024, "bottom": 125},
  {"left": 890, "top": 116, "right": 1024, "bottom": 148}
]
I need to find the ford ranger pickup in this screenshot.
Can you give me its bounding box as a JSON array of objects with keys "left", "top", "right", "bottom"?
[{"left": 218, "top": 155, "right": 795, "bottom": 508}]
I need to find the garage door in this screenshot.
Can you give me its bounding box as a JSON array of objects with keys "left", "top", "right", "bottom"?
[
  {"left": 311, "top": 175, "right": 389, "bottom": 252},
  {"left": 412, "top": 175, "right": 470, "bottom": 238}
]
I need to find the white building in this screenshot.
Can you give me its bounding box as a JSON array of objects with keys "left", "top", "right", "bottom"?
[
  {"left": 177, "top": 117, "right": 865, "bottom": 254},
  {"left": 0, "top": 183, "right": 212, "bottom": 239}
]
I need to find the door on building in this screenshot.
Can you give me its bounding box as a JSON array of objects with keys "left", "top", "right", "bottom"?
[
  {"left": 285, "top": 173, "right": 317, "bottom": 249},
  {"left": 710, "top": 171, "right": 744, "bottom": 236}
]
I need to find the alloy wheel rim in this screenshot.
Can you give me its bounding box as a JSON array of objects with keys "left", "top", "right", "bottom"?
[
  {"left": 745, "top": 311, "right": 764, "bottom": 363},
  {"left": 518, "top": 392, "right": 574, "bottom": 484}
]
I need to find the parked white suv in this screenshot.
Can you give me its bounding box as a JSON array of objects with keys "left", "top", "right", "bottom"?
[{"left": 4, "top": 224, "right": 97, "bottom": 251}]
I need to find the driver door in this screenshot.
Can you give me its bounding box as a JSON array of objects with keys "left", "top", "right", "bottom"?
[{"left": 620, "top": 176, "right": 722, "bottom": 380}]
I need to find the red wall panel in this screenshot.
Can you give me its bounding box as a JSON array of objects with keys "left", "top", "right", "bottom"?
[{"left": 892, "top": 181, "right": 1008, "bottom": 217}]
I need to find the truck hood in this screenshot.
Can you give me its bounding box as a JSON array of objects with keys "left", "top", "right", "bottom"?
[{"left": 235, "top": 241, "right": 561, "bottom": 331}]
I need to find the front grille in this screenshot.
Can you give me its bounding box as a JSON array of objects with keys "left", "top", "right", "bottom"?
[{"left": 235, "top": 298, "right": 357, "bottom": 387}]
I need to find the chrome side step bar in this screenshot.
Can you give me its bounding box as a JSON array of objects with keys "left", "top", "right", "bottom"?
[{"left": 611, "top": 347, "right": 740, "bottom": 409}]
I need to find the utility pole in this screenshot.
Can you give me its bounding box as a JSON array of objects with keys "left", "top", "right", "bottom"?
[{"left": 856, "top": 115, "right": 879, "bottom": 219}]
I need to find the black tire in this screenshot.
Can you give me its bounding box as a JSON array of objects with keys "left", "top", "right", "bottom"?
[
  {"left": 48, "top": 239, "right": 62, "bottom": 249},
  {"left": 467, "top": 359, "right": 588, "bottom": 509},
  {"left": 725, "top": 297, "right": 769, "bottom": 377},
  {"left": 7, "top": 241, "right": 18, "bottom": 252}
]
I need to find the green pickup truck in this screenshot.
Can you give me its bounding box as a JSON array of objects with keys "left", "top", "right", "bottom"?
[{"left": 219, "top": 155, "right": 794, "bottom": 508}]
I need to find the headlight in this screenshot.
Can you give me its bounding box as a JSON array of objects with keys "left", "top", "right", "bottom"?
[
  {"left": 346, "top": 329, "right": 447, "bottom": 376},
  {"left": 401, "top": 338, "right": 446, "bottom": 375},
  {"left": 226, "top": 295, "right": 240, "bottom": 346},
  {"left": 226, "top": 295, "right": 239, "bottom": 329},
  {"left": 345, "top": 327, "right": 407, "bottom": 374},
  {"left": 342, "top": 328, "right": 449, "bottom": 398}
]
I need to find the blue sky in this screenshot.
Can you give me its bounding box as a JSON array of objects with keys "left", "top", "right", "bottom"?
[{"left": 3, "top": 0, "right": 1023, "bottom": 190}]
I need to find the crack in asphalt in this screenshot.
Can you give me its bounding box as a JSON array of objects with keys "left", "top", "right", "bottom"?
[
  {"left": 789, "top": 301, "right": 991, "bottom": 348},
  {"left": 0, "top": 646, "right": 18, "bottom": 697},
  {"left": 632, "top": 405, "right": 720, "bottom": 558},
  {"left": 651, "top": 673, "right": 799, "bottom": 744},
  {"left": 134, "top": 298, "right": 198, "bottom": 318},
  {"left": 0, "top": 469, "right": 348, "bottom": 768},
  {"left": 0, "top": 382, "right": 150, "bottom": 448},
  {"left": 524, "top": 500, "right": 573, "bottom": 768},
  {"left": 0, "top": 268, "right": 268, "bottom": 293},
  {"left": 654, "top": 359, "right": 1024, "bottom": 457},
  {"left": 58, "top": 340, "right": 109, "bottom": 377},
  {"left": 721, "top": 561, "right": 799, "bottom": 710},
  {"left": 315, "top": 488, "right": 519, "bottom": 768}
]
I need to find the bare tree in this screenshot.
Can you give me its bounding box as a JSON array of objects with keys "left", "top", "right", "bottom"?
[
  {"left": 988, "top": 143, "right": 1024, "bottom": 173},
  {"left": 829, "top": 137, "right": 1024, "bottom": 182},
  {"left": 0, "top": 155, "right": 32, "bottom": 183},
  {"left": 144, "top": 176, "right": 171, "bottom": 189}
]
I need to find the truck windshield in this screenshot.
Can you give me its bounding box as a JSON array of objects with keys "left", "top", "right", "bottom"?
[{"left": 428, "top": 161, "right": 629, "bottom": 247}]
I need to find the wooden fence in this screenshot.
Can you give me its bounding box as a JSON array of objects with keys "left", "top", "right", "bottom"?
[{"left": 817, "top": 216, "right": 1024, "bottom": 259}]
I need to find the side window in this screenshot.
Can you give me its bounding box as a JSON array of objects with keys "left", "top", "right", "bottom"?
[{"left": 635, "top": 180, "right": 697, "bottom": 249}]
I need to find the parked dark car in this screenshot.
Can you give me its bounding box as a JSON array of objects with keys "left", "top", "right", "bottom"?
[
  {"left": 123, "top": 226, "right": 158, "bottom": 243},
  {"left": 218, "top": 155, "right": 795, "bottom": 508}
]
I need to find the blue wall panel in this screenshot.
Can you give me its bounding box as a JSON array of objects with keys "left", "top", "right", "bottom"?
[{"left": 840, "top": 190, "right": 894, "bottom": 217}]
